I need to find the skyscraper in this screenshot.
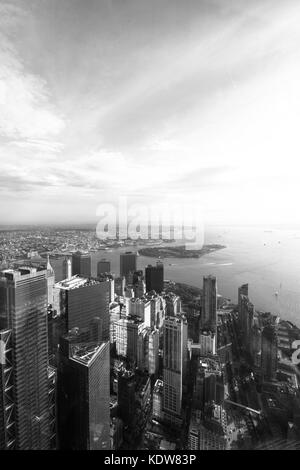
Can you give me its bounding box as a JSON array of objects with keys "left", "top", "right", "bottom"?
[
  {"left": 117, "top": 368, "right": 136, "bottom": 428},
  {"left": 97, "top": 259, "right": 111, "bottom": 276},
  {"left": 238, "top": 284, "right": 248, "bottom": 320},
  {"left": 137, "top": 325, "right": 159, "bottom": 376},
  {"left": 98, "top": 272, "right": 115, "bottom": 302},
  {"left": 202, "top": 276, "right": 217, "bottom": 331},
  {"left": 164, "top": 292, "right": 181, "bottom": 317},
  {"left": 114, "top": 317, "right": 142, "bottom": 363},
  {"left": 53, "top": 276, "right": 110, "bottom": 343},
  {"left": 145, "top": 262, "right": 164, "bottom": 293},
  {"left": 239, "top": 294, "right": 254, "bottom": 353},
  {"left": 162, "top": 315, "right": 187, "bottom": 424},
  {"left": 114, "top": 276, "right": 126, "bottom": 297},
  {"left": 62, "top": 256, "right": 72, "bottom": 280},
  {"left": 57, "top": 331, "right": 110, "bottom": 450},
  {"left": 0, "top": 268, "right": 52, "bottom": 450},
  {"left": 72, "top": 251, "right": 91, "bottom": 278},
  {"left": 46, "top": 255, "right": 55, "bottom": 306},
  {"left": 261, "top": 324, "right": 278, "bottom": 381},
  {"left": 120, "top": 252, "right": 137, "bottom": 281}
]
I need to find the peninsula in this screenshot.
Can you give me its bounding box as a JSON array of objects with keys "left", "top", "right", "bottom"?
[{"left": 138, "top": 244, "right": 226, "bottom": 259}]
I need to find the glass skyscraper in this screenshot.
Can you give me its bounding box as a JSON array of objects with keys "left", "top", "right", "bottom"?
[
  {"left": 57, "top": 331, "right": 110, "bottom": 450},
  {"left": 72, "top": 252, "right": 92, "bottom": 278},
  {"left": 0, "top": 268, "right": 51, "bottom": 450}
]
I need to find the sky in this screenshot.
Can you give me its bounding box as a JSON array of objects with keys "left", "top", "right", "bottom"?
[{"left": 1, "top": 0, "right": 300, "bottom": 227}]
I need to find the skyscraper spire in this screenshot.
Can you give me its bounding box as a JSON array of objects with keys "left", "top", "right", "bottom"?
[{"left": 47, "top": 254, "right": 54, "bottom": 275}]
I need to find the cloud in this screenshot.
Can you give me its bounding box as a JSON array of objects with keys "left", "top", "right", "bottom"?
[
  {"left": 1, "top": 0, "right": 300, "bottom": 225},
  {"left": 0, "top": 2, "right": 65, "bottom": 144}
]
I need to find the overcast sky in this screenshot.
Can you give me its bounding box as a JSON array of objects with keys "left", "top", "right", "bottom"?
[{"left": 1, "top": 0, "right": 300, "bottom": 226}]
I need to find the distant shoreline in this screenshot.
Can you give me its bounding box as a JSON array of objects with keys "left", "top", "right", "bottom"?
[{"left": 138, "top": 244, "right": 226, "bottom": 259}]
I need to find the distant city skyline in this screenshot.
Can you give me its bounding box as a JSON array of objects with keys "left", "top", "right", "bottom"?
[{"left": 1, "top": 0, "right": 300, "bottom": 226}]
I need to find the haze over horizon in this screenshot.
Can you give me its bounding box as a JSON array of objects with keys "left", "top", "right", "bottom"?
[{"left": 1, "top": 0, "right": 300, "bottom": 226}]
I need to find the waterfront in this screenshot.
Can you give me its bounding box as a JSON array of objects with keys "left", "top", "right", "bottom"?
[{"left": 51, "top": 225, "right": 300, "bottom": 327}]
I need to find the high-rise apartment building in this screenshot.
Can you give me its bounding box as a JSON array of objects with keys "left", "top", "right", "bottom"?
[{"left": 0, "top": 268, "right": 52, "bottom": 450}]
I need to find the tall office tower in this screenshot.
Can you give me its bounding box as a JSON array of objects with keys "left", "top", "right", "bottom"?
[
  {"left": 250, "top": 324, "right": 262, "bottom": 368},
  {"left": 193, "top": 358, "right": 224, "bottom": 411},
  {"left": 0, "top": 268, "right": 52, "bottom": 450},
  {"left": 110, "top": 417, "right": 123, "bottom": 450},
  {"left": 132, "top": 270, "right": 143, "bottom": 284},
  {"left": 199, "top": 331, "right": 216, "bottom": 355},
  {"left": 114, "top": 276, "right": 126, "bottom": 297},
  {"left": 162, "top": 315, "right": 188, "bottom": 424},
  {"left": 134, "top": 279, "right": 146, "bottom": 298},
  {"left": 117, "top": 368, "right": 151, "bottom": 443},
  {"left": 62, "top": 256, "right": 72, "bottom": 280},
  {"left": 57, "top": 331, "right": 110, "bottom": 450},
  {"left": 72, "top": 251, "right": 91, "bottom": 278},
  {"left": 148, "top": 328, "right": 160, "bottom": 376},
  {"left": 109, "top": 302, "right": 121, "bottom": 343},
  {"left": 144, "top": 292, "right": 165, "bottom": 329},
  {"left": 46, "top": 255, "right": 55, "bottom": 306},
  {"left": 152, "top": 379, "right": 164, "bottom": 420},
  {"left": 188, "top": 415, "right": 227, "bottom": 450},
  {"left": 201, "top": 276, "right": 217, "bottom": 331},
  {"left": 117, "top": 368, "right": 136, "bottom": 427},
  {"left": 114, "top": 317, "right": 142, "bottom": 363},
  {"left": 239, "top": 294, "right": 254, "bottom": 352},
  {"left": 125, "top": 284, "right": 135, "bottom": 297},
  {"left": 238, "top": 284, "right": 248, "bottom": 320},
  {"left": 97, "top": 259, "right": 111, "bottom": 276},
  {"left": 164, "top": 293, "right": 181, "bottom": 317},
  {"left": 261, "top": 325, "right": 278, "bottom": 381},
  {"left": 128, "top": 298, "right": 151, "bottom": 326},
  {"left": 48, "top": 366, "right": 57, "bottom": 449},
  {"left": 145, "top": 262, "right": 164, "bottom": 293},
  {"left": 137, "top": 324, "right": 149, "bottom": 372},
  {"left": 120, "top": 252, "right": 137, "bottom": 281},
  {"left": 98, "top": 273, "right": 115, "bottom": 302},
  {"left": 53, "top": 276, "right": 110, "bottom": 350},
  {"left": 137, "top": 326, "right": 159, "bottom": 376}
]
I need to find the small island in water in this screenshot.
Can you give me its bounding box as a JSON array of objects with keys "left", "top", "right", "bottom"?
[{"left": 138, "top": 244, "right": 226, "bottom": 259}]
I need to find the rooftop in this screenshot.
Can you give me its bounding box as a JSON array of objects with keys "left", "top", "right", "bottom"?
[
  {"left": 55, "top": 275, "right": 108, "bottom": 290},
  {"left": 70, "top": 341, "right": 107, "bottom": 365}
]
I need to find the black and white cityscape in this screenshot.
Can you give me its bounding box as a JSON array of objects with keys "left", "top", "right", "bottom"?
[
  {"left": 0, "top": 227, "right": 300, "bottom": 451},
  {"left": 1, "top": 0, "right": 300, "bottom": 454}
]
